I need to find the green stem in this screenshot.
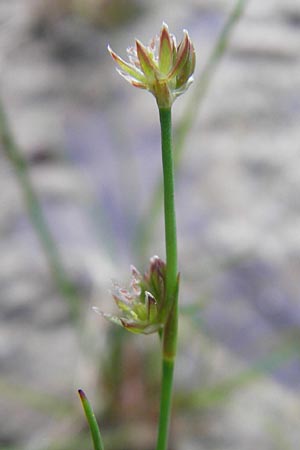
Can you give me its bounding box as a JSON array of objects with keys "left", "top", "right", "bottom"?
[
  {"left": 133, "top": 0, "right": 249, "bottom": 263},
  {"left": 0, "top": 96, "right": 80, "bottom": 321},
  {"left": 156, "top": 107, "right": 178, "bottom": 450},
  {"left": 156, "top": 358, "right": 175, "bottom": 450},
  {"left": 159, "top": 108, "right": 178, "bottom": 301}
]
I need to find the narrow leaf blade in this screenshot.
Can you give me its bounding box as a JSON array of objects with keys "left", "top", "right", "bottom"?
[{"left": 78, "top": 389, "right": 105, "bottom": 450}]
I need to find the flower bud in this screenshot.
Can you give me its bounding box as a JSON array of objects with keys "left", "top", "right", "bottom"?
[
  {"left": 108, "top": 23, "right": 195, "bottom": 108},
  {"left": 93, "top": 256, "right": 169, "bottom": 335}
]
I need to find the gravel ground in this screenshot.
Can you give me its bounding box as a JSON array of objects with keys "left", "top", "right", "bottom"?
[{"left": 1, "top": 0, "right": 300, "bottom": 448}]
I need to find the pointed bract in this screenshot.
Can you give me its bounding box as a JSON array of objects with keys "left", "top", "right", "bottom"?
[
  {"left": 159, "top": 23, "right": 173, "bottom": 75},
  {"left": 136, "top": 40, "right": 158, "bottom": 82},
  {"left": 108, "top": 45, "right": 146, "bottom": 83},
  {"left": 176, "top": 40, "right": 196, "bottom": 88},
  {"left": 168, "top": 31, "right": 190, "bottom": 79}
]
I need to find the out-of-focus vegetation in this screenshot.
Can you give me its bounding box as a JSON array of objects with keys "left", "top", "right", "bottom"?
[
  {"left": 1, "top": 0, "right": 300, "bottom": 448},
  {"left": 32, "top": 0, "right": 144, "bottom": 29}
]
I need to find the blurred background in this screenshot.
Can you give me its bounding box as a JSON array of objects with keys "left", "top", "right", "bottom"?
[{"left": 1, "top": 0, "right": 300, "bottom": 449}]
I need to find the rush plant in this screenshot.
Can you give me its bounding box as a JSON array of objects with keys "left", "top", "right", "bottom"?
[{"left": 79, "top": 23, "right": 195, "bottom": 450}]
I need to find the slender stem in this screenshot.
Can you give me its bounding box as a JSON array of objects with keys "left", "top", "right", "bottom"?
[
  {"left": 134, "top": 0, "right": 249, "bottom": 262},
  {"left": 156, "top": 359, "right": 175, "bottom": 450},
  {"left": 0, "top": 96, "right": 80, "bottom": 320},
  {"left": 156, "top": 107, "right": 178, "bottom": 450},
  {"left": 159, "top": 108, "right": 178, "bottom": 300},
  {"left": 174, "top": 0, "right": 249, "bottom": 152}
]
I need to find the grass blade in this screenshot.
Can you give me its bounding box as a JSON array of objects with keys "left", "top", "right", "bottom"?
[{"left": 78, "top": 389, "right": 105, "bottom": 450}]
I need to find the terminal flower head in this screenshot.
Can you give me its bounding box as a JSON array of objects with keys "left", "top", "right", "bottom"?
[
  {"left": 108, "top": 23, "right": 195, "bottom": 108},
  {"left": 93, "top": 256, "right": 167, "bottom": 335}
]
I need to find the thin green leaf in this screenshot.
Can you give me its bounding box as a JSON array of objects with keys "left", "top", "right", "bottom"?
[{"left": 78, "top": 389, "right": 105, "bottom": 450}]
